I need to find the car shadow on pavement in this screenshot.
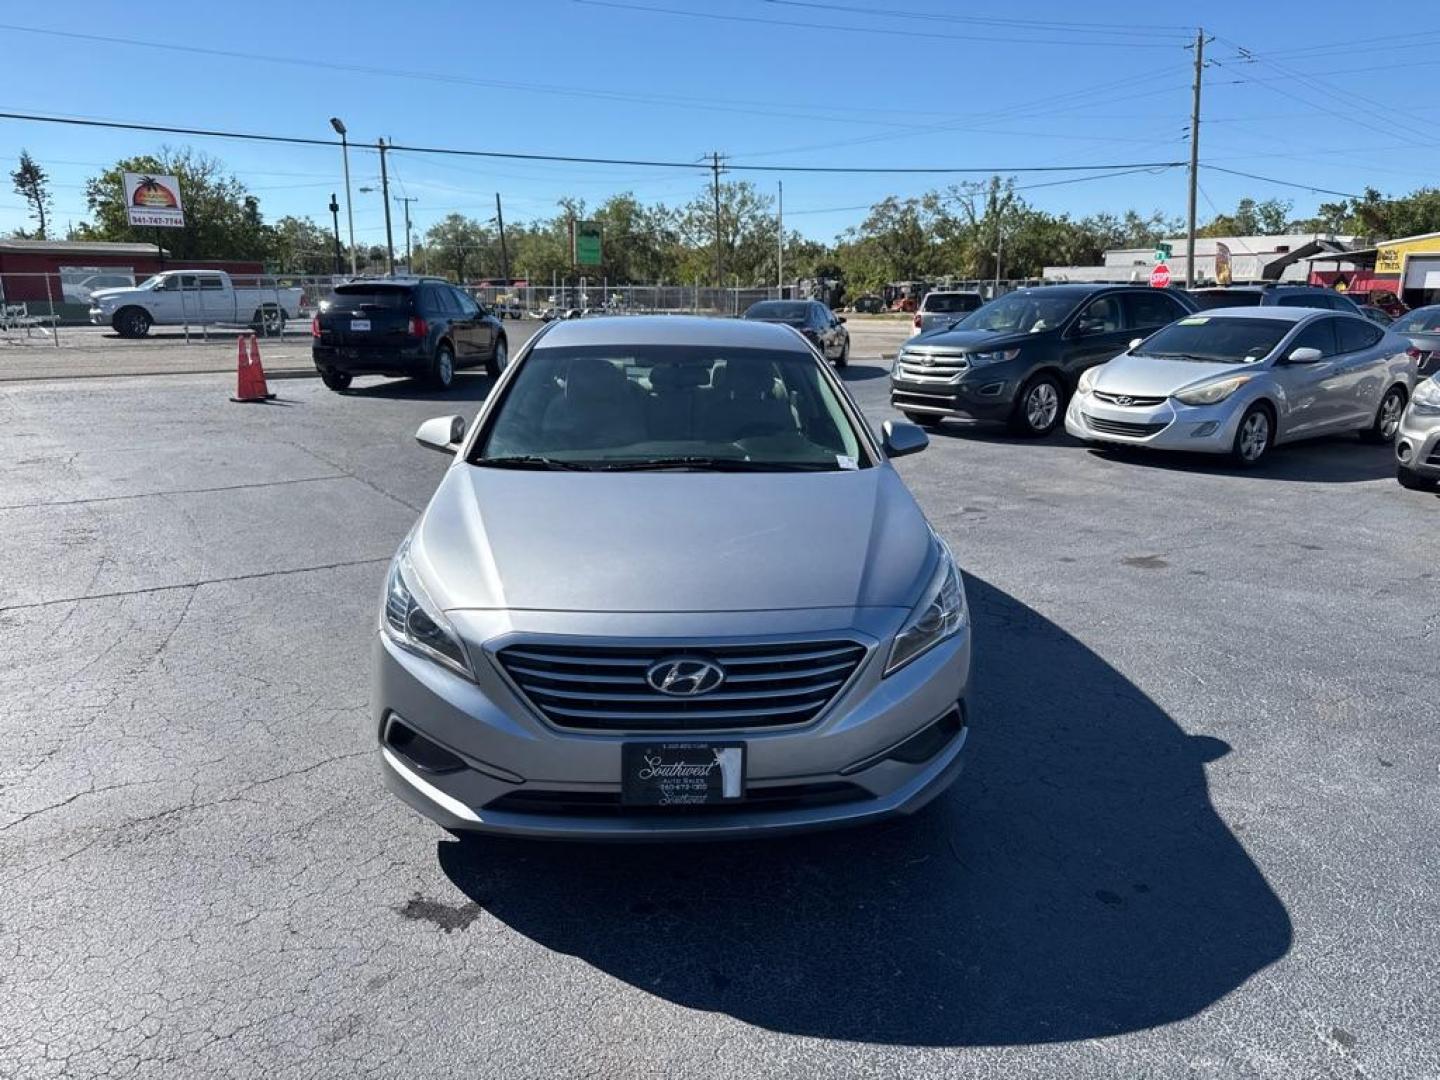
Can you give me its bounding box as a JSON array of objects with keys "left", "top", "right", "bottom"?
[
  {"left": 343, "top": 373, "right": 497, "bottom": 403},
  {"left": 436, "top": 575, "right": 1291, "bottom": 1047},
  {"left": 1087, "top": 437, "right": 1397, "bottom": 483},
  {"left": 837, "top": 362, "right": 890, "bottom": 382}
]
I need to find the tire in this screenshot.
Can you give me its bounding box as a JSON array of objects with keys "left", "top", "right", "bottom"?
[
  {"left": 1230, "top": 403, "right": 1273, "bottom": 466},
  {"left": 113, "top": 307, "right": 151, "bottom": 338},
  {"left": 251, "top": 306, "right": 285, "bottom": 335},
  {"left": 1397, "top": 464, "right": 1437, "bottom": 491},
  {"left": 486, "top": 335, "right": 508, "bottom": 377},
  {"left": 1008, "top": 373, "right": 1064, "bottom": 437},
  {"left": 429, "top": 343, "right": 456, "bottom": 390},
  {"left": 1360, "top": 385, "right": 1406, "bottom": 443},
  {"left": 320, "top": 370, "right": 352, "bottom": 392},
  {"left": 835, "top": 337, "right": 849, "bottom": 368}
]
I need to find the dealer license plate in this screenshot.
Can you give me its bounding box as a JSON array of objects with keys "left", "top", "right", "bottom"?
[
  {"left": 621, "top": 742, "right": 746, "bottom": 806},
  {"left": 350, "top": 318, "right": 371, "bottom": 332}
]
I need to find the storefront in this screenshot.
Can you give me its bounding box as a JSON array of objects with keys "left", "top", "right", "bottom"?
[{"left": 1309, "top": 230, "right": 1440, "bottom": 309}]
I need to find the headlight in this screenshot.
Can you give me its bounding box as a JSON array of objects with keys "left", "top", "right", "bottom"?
[
  {"left": 382, "top": 540, "right": 473, "bottom": 679},
  {"left": 1077, "top": 366, "right": 1101, "bottom": 395},
  {"left": 886, "top": 539, "right": 969, "bottom": 674},
  {"left": 1412, "top": 376, "right": 1440, "bottom": 414},
  {"left": 967, "top": 348, "right": 1021, "bottom": 367},
  {"left": 1174, "top": 374, "right": 1252, "bottom": 406}
]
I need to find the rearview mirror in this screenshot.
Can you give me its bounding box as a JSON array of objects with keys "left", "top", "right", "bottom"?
[
  {"left": 415, "top": 415, "right": 466, "bottom": 455},
  {"left": 1285, "top": 346, "right": 1322, "bottom": 365},
  {"left": 882, "top": 419, "right": 929, "bottom": 458}
]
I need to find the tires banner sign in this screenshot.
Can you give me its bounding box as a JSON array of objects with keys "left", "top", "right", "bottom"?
[{"left": 123, "top": 172, "right": 186, "bottom": 228}]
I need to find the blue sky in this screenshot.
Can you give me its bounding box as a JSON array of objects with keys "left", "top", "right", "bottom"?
[{"left": 2, "top": 0, "right": 1438, "bottom": 247}]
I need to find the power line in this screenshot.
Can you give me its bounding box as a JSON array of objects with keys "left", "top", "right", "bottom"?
[
  {"left": 759, "top": 0, "right": 1196, "bottom": 37},
  {"left": 571, "top": 0, "right": 1191, "bottom": 47},
  {"left": 0, "top": 110, "right": 1185, "bottom": 175},
  {"left": 1201, "top": 165, "right": 1361, "bottom": 200}
]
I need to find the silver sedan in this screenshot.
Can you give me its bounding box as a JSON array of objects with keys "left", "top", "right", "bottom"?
[
  {"left": 1065, "top": 307, "right": 1416, "bottom": 466},
  {"left": 1396, "top": 374, "right": 1440, "bottom": 490},
  {"left": 375, "top": 315, "right": 972, "bottom": 839}
]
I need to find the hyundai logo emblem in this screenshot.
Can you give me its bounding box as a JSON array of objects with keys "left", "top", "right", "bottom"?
[
  {"left": 646, "top": 657, "right": 726, "bottom": 697},
  {"left": 1114, "top": 395, "right": 1134, "bottom": 407}
]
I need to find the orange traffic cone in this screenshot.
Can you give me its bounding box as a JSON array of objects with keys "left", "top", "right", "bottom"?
[{"left": 230, "top": 333, "right": 276, "bottom": 402}]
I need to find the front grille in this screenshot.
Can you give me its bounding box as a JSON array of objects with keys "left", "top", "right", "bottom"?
[
  {"left": 495, "top": 640, "right": 868, "bottom": 731},
  {"left": 1083, "top": 413, "right": 1168, "bottom": 438},
  {"left": 1093, "top": 390, "right": 1167, "bottom": 408},
  {"left": 894, "top": 350, "right": 969, "bottom": 383},
  {"left": 1426, "top": 446, "right": 1440, "bottom": 467},
  {"left": 484, "top": 781, "right": 868, "bottom": 817}
]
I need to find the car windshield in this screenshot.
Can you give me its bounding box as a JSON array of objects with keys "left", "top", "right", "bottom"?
[
  {"left": 1392, "top": 306, "right": 1440, "bottom": 333},
  {"left": 473, "top": 344, "right": 866, "bottom": 471},
  {"left": 1189, "top": 290, "right": 1263, "bottom": 310},
  {"left": 951, "top": 292, "right": 1077, "bottom": 334},
  {"left": 923, "top": 294, "right": 977, "bottom": 313},
  {"left": 327, "top": 286, "right": 411, "bottom": 310},
  {"left": 136, "top": 275, "right": 163, "bottom": 290},
  {"left": 744, "top": 301, "right": 810, "bottom": 325},
  {"left": 1133, "top": 316, "right": 1291, "bottom": 364}
]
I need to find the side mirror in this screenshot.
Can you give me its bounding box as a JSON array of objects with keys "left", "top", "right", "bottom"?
[
  {"left": 415, "top": 415, "right": 466, "bottom": 455},
  {"left": 1285, "top": 346, "right": 1322, "bottom": 365},
  {"left": 837, "top": 315, "right": 847, "bottom": 324},
  {"left": 1128, "top": 337, "right": 1144, "bottom": 349},
  {"left": 882, "top": 419, "right": 929, "bottom": 458},
  {"left": 1074, "top": 318, "right": 1105, "bottom": 337}
]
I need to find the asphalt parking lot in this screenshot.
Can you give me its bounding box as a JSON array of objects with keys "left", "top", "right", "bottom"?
[{"left": 2, "top": 335, "right": 1436, "bottom": 1078}]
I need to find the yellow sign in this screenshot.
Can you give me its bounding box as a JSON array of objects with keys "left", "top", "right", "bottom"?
[
  {"left": 1377, "top": 248, "right": 1403, "bottom": 273},
  {"left": 1375, "top": 234, "right": 1440, "bottom": 275}
]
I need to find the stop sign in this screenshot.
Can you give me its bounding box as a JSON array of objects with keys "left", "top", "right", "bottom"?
[{"left": 1150, "top": 263, "right": 1172, "bottom": 288}]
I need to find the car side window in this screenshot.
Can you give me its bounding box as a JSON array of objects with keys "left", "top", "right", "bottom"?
[
  {"left": 1079, "top": 295, "right": 1124, "bottom": 332},
  {"left": 425, "top": 286, "right": 457, "bottom": 316},
  {"left": 1278, "top": 294, "right": 1320, "bottom": 308},
  {"left": 199, "top": 275, "right": 224, "bottom": 291},
  {"left": 1124, "top": 291, "right": 1186, "bottom": 329},
  {"left": 1336, "top": 317, "right": 1384, "bottom": 353},
  {"left": 1289, "top": 318, "right": 1340, "bottom": 357},
  {"left": 451, "top": 288, "right": 480, "bottom": 317}
]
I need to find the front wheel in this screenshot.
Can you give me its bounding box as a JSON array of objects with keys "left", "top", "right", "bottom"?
[
  {"left": 486, "top": 335, "right": 508, "bottom": 377},
  {"left": 252, "top": 306, "right": 285, "bottom": 335},
  {"left": 113, "top": 307, "right": 151, "bottom": 338},
  {"left": 1361, "top": 385, "right": 1406, "bottom": 443},
  {"left": 320, "top": 370, "right": 352, "bottom": 392},
  {"left": 1230, "top": 403, "right": 1273, "bottom": 466},
  {"left": 834, "top": 337, "right": 849, "bottom": 369},
  {"left": 429, "top": 343, "right": 456, "bottom": 390},
  {"left": 1008, "top": 374, "right": 1063, "bottom": 437}
]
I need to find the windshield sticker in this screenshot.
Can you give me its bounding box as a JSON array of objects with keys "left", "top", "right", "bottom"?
[
  {"left": 835, "top": 455, "right": 858, "bottom": 470},
  {"left": 1179, "top": 317, "right": 1209, "bottom": 325}
]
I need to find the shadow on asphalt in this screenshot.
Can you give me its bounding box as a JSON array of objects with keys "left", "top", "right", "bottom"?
[
  {"left": 436, "top": 575, "right": 1291, "bottom": 1047},
  {"left": 837, "top": 362, "right": 890, "bottom": 383},
  {"left": 343, "top": 373, "right": 497, "bottom": 404},
  {"left": 1087, "top": 437, "right": 1398, "bottom": 484}
]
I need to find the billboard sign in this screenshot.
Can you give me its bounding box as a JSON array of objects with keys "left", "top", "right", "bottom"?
[
  {"left": 573, "top": 220, "right": 603, "bottom": 267},
  {"left": 123, "top": 172, "right": 185, "bottom": 228}
]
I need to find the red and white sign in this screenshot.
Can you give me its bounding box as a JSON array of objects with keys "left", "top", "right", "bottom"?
[
  {"left": 1149, "top": 263, "right": 1171, "bottom": 288},
  {"left": 122, "top": 171, "right": 186, "bottom": 228}
]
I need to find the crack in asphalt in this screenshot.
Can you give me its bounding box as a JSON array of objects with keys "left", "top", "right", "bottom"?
[{"left": 0, "top": 474, "right": 347, "bottom": 512}]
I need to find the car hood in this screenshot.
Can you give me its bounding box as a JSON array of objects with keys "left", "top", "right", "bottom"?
[
  {"left": 1091, "top": 352, "right": 1253, "bottom": 396},
  {"left": 906, "top": 328, "right": 1031, "bottom": 352},
  {"left": 88, "top": 287, "right": 139, "bottom": 302},
  {"left": 409, "top": 464, "right": 932, "bottom": 613}
]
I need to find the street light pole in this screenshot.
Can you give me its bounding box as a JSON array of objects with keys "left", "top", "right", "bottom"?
[
  {"left": 329, "top": 117, "right": 357, "bottom": 276},
  {"left": 328, "top": 193, "right": 342, "bottom": 275},
  {"left": 394, "top": 195, "right": 417, "bottom": 270}
]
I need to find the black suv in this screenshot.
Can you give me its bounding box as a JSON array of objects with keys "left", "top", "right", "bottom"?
[
  {"left": 891, "top": 284, "right": 1197, "bottom": 436},
  {"left": 311, "top": 278, "right": 508, "bottom": 391},
  {"left": 1189, "top": 283, "right": 1363, "bottom": 314}
]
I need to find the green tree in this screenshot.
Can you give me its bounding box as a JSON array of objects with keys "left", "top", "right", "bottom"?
[
  {"left": 10, "top": 150, "right": 51, "bottom": 239},
  {"left": 76, "top": 149, "right": 270, "bottom": 259},
  {"left": 269, "top": 216, "right": 336, "bottom": 274},
  {"left": 423, "top": 214, "right": 493, "bottom": 282}
]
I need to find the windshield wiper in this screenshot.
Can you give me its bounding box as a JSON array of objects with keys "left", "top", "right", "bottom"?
[
  {"left": 474, "top": 455, "right": 597, "bottom": 471},
  {"left": 590, "top": 456, "right": 837, "bottom": 472},
  {"left": 1141, "top": 352, "right": 1232, "bottom": 363}
]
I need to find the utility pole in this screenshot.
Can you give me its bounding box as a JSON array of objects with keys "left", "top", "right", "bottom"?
[
  {"left": 777, "top": 179, "right": 783, "bottom": 294},
  {"left": 378, "top": 138, "right": 395, "bottom": 275},
  {"left": 393, "top": 195, "right": 417, "bottom": 270},
  {"left": 1186, "top": 27, "right": 1207, "bottom": 289},
  {"left": 330, "top": 118, "right": 357, "bottom": 276},
  {"left": 328, "top": 193, "right": 342, "bottom": 275},
  {"left": 495, "top": 192, "right": 510, "bottom": 282},
  {"left": 711, "top": 151, "right": 724, "bottom": 292}
]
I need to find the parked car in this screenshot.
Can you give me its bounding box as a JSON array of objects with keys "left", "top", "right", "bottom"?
[
  {"left": 1355, "top": 304, "right": 1395, "bottom": 327},
  {"left": 1188, "top": 283, "right": 1363, "bottom": 315},
  {"left": 742, "top": 299, "right": 849, "bottom": 366},
  {"left": 1395, "top": 374, "right": 1440, "bottom": 490},
  {"left": 851, "top": 294, "right": 885, "bottom": 314},
  {"left": 311, "top": 277, "right": 508, "bottom": 392},
  {"left": 377, "top": 315, "right": 969, "bottom": 839},
  {"left": 89, "top": 270, "right": 304, "bottom": 338},
  {"left": 1389, "top": 304, "right": 1440, "bottom": 377},
  {"left": 63, "top": 272, "right": 135, "bottom": 305},
  {"left": 1065, "top": 308, "right": 1415, "bottom": 466},
  {"left": 891, "top": 284, "right": 1197, "bottom": 436},
  {"left": 910, "top": 290, "right": 984, "bottom": 337}
]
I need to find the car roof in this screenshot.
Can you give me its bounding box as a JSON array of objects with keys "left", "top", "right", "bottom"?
[
  {"left": 925, "top": 289, "right": 981, "bottom": 296},
  {"left": 536, "top": 314, "right": 811, "bottom": 352},
  {"left": 336, "top": 277, "right": 449, "bottom": 288},
  {"left": 1189, "top": 306, "right": 1334, "bottom": 322}
]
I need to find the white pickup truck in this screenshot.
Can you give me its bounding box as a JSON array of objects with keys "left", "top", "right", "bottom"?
[{"left": 89, "top": 270, "right": 305, "bottom": 338}]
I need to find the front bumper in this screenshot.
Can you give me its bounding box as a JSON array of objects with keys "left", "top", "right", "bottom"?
[
  {"left": 890, "top": 373, "right": 1017, "bottom": 420},
  {"left": 1396, "top": 406, "right": 1440, "bottom": 478},
  {"left": 89, "top": 307, "right": 111, "bottom": 325},
  {"left": 1064, "top": 391, "right": 1244, "bottom": 454},
  {"left": 373, "top": 611, "right": 972, "bottom": 840}
]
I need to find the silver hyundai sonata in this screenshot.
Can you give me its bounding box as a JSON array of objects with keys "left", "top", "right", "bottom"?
[{"left": 375, "top": 316, "right": 971, "bottom": 839}]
